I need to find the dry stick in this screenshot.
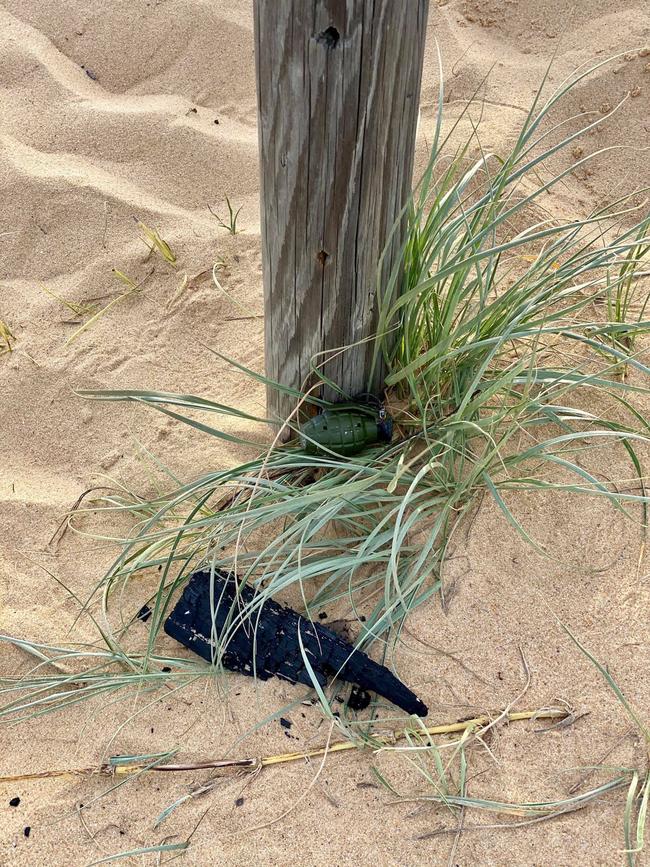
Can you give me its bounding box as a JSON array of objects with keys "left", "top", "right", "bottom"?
[
  {"left": 47, "top": 486, "right": 117, "bottom": 550},
  {"left": 0, "top": 707, "right": 567, "bottom": 784},
  {"left": 459, "top": 645, "right": 531, "bottom": 753}
]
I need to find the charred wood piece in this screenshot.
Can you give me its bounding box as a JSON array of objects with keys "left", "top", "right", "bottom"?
[{"left": 164, "top": 570, "right": 427, "bottom": 717}]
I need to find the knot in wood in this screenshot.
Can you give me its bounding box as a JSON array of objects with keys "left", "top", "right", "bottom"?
[{"left": 316, "top": 26, "right": 340, "bottom": 49}]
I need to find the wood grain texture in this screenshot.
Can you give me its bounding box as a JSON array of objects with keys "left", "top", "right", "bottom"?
[{"left": 254, "top": 0, "right": 429, "bottom": 422}]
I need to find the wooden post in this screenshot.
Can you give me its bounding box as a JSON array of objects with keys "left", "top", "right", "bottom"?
[{"left": 254, "top": 0, "right": 429, "bottom": 422}]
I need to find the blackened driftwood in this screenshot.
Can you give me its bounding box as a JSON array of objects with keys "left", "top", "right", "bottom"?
[{"left": 164, "top": 570, "right": 428, "bottom": 716}]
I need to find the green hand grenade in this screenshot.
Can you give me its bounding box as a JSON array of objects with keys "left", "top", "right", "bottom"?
[{"left": 300, "top": 408, "right": 393, "bottom": 456}]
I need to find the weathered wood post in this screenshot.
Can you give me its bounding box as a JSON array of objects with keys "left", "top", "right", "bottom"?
[{"left": 254, "top": 0, "right": 429, "bottom": 422}]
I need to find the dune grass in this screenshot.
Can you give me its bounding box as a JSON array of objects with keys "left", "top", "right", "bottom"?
[
  {"left": 3, "top": 55, "right": 649, "bottom": 712},
  {"left": 41, "top": 220, "right": 176, "bottom": 346},
  {"left": 559, "top": 619, "right": 650, "bottom": 865},
  {"left": 605, "top": 214, "right": 650, "bottom": 359},
  {"left": 57, "top": 56, "right": 650, "bottom": 667},
  {"left": 1, "top": 53, "right": 650, "bottom": 858},
  {"left": 208, "top": 196, "right": 243, "bottom": 235}
]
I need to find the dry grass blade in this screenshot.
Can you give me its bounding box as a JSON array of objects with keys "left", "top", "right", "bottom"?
[
  {"left": 414, "top": 777, "right": 631, "bottom": 838},
  {"left": 0, "top": 319, "right": 15, "bottom": 353},
  {"left": 40, "top": 283, "right": 97, "bottom": 318},
  {"left": 136, "top": 220, "right": 177, "bottom": 266},
  {"left": 395, "top": 776, "right": 630, "bottom": 817},
  {"left": 0, "top": 707, "right": 567, "bottom": 784},
  {"left": 65, "top": 268, "right": 153, "bottom": 346}
]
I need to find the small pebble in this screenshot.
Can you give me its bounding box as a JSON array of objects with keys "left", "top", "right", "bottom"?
[
  {"left": 9, "top": 797, "right": 20, "bottom": 807},
  {"left": 572, "top": 145, "right": 584, "bottom": 159},
  {"left": 235, "top": 797, "right": 244, "bottom": 807},
  {"left": 279, "top": 717, "right": 292, "bottom": 730},
  {"left": 24, "top": 827, "right": 31, "bottom": 838},
  {"left": 630, "top": 86, "right": 642, "bottom": 97}
]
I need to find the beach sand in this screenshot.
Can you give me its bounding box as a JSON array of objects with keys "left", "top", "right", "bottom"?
[{"left": 1, "top": 1, "right": 649, "bottom": 864}]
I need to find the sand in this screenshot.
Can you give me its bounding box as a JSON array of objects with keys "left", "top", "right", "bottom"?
[{"left": 1, "top": 1, "right": 649, "bottom": 864}]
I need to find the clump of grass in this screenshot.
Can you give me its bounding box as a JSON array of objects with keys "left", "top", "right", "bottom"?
[
  {"left": 208, "top": 197, "right": 243, "bottom": 235},
  {"left": 136, "top": 219, "right": 177, "bottom": 266},
  {"left": 0, "top": 319, "right": 15, "bottom": 353},
  {"left": 60, "top": 57, "right": 650, "bottom": 663}
]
